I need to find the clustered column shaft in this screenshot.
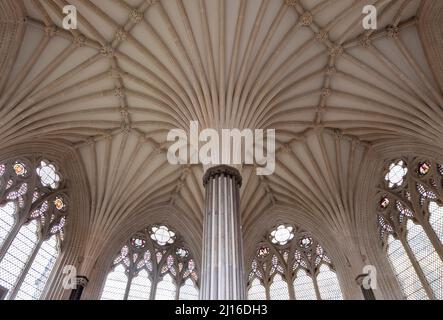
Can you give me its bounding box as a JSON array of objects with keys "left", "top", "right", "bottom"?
[{"left": 201, "top": 165, "right": 245, "bottom": 300}]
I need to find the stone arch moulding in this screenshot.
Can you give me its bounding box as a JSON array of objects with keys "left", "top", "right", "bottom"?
[
  {"left": 82, "top": 204, "right": 202, "bottom": 300},
  {"left": 0, "top": 139, "right": 91, "bottom": 300},
  {"left": 419, "top": 0, "right": 443, "bottom": 92}
]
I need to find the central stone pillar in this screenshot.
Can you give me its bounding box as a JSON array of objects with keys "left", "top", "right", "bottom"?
[{"left": 201, "top": 165, "right": 246, "bottom": 300}]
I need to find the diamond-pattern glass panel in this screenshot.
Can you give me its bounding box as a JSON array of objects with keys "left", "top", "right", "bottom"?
[
  {"left": 0, "top": 220, "right": 38, "bottom": 299},
  {"left": 101, "top": 264, "right": 128, "bottom": 300},
  {"left": 127, "top": 269, "right": 151, "bottom": 300},
  {"left": 407, "top": 220, "right": 443, "bottom": 299},
  {"left": 179, "top": 278, "right": 199, "bottom": 300},
  {"left": 248, "top": 278, "right": 266, "bottom": 300},
  {"left": 316, "top": 264, "right": 343, "bottom": 300},
  {"left": 269, "top": 274, "right": 289, "bottom": 300},
  {"left": 387, "top": 235, "right": 427, "bottom": 300},
  {"left": 155, "top": 274, "right": 176, "bottom": 300},
  {"left": 0, "top": 202, "right": 16, "bottom": 248},
  {"left": 429, "top": 201, "right": 443, "bottom": 244},
  {"left": 15, "top": 235, "right": 58, "bottom": 300},
  {"left": 293, "top": 269, "right": 317, "bottom": 300}
]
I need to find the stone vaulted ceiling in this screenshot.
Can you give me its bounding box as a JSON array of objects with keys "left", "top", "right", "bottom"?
[{"left": 1, "top": 0, "right": 443, "bottom": 297}]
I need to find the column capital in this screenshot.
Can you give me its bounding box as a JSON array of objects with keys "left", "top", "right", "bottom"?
[
  {"left": 76, "top": 275, "right": 89, "bottom": 287},
  {"left": 203, "top": 165, "right": 242, "bottom": 187},
  {"left": 69, "top": 275, "right": 89, "bottom": 300}
]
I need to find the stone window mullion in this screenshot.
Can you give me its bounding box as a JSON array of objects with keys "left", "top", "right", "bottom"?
[
  {"left": 8, "top": 237, "right": 44, "bottom": 300},
  {"left": 400, "top": 237, "right": 435, "bottom": 299}
]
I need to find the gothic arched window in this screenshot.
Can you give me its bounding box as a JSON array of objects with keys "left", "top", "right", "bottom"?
[
  {"left": 377, "top": 158, "right": 443, "bottom": 300},
  {"left": 0, "top": 158, "right": 68, "bottom": 300},
  {"left": 100, "top": 225, "right": 199, "bottom": 300},
  {"left": 247, "top": 224, "right": 343, "bottom": 300}
]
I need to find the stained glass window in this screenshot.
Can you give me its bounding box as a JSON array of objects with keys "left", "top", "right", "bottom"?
[
  {"left": 36, "top": 161, "right": 61, "bottom": 189},
  {"left": 385, "top": 160, "right": 408, "bottom": 188},
  {"left": 150, "top": 225, "right": 175, "bottom": 246},
  {"left": 0, "top": 158, "right": 67, "bottom": 300},
  {"left": 270, "top": 225, "right": 294, "bottom": 245},
  {"left": 377, "top": 157, "right": 443, "bottom": 300},
  {"left": 100, "top": 226, "right": 198, "bottom": 300},
  {"left": 247, "top": 224, "right": 343, "bottom": 300}
]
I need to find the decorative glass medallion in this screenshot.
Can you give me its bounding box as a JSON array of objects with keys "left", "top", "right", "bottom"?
[{"left": 270, "top": 225, "right": 294, "bottom": 245}]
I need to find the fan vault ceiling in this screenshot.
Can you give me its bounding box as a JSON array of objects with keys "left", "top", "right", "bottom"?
[{"left": 0, "top": 0, "right": 442, "bottom": 299}]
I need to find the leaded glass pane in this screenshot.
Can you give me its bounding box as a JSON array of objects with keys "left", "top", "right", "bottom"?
[
  {"left": 155, "top": 274, "right": 176, "bottom": 300},
  {"left": 101, "top": 264, "right": 128, "bottom": 300},
  {"left": 293, "top": 269, "right": 317, "bottom": 300},
  {"left": 15, "top": 235, "right": 59, "bottom": 300},
  {"left": 386, "top": 235, "right": 427, "bottom": 300},
  {"left": 0, "top": 202, "right": 16, "bottom": 247},
  {"left": 127, "top": 269, "right": 151, "bottom": 300},
  {"left": 316, "top": 264, "right": 343, "bottom": 300},
  {"left": 0, "top": 220, "right": 39, "bottom": 299},
  {"left": 429, "top": 201, "right": 443, "bottom": 244},
  {"left": 179, "top": 278, "right": 198, "bottom": 300},
  {"left": 36, "top": 161, "right": 60, "bottom": 189},
  {"left": 248, "top": 278, "right": 266, "bottom": 300},
  {"left": 269, "top": 274, "right": 289, "bottom": 300},
  {"left": 406, "top": 220, "right": 443, "bottom": 299}
]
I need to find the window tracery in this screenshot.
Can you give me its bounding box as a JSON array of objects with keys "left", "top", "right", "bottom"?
[
  {"left": 0, "top": 157, "right": 67, "bottom": 300},
  {"left": 377, "top": 157, "right": 443, "bottom": 300},
  {"left": 101, "top": 225, "right": 198, "bottom": 300},
  {"left": 247, "top": 224, "right": 343, "bottom": 300}
]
